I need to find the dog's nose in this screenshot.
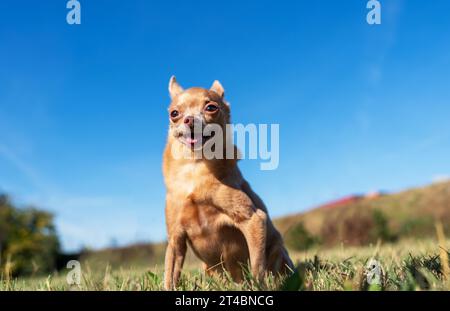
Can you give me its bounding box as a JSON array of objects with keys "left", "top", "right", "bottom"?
[{"left": 184, "top": 116, "right": 194, "bottom": 127}]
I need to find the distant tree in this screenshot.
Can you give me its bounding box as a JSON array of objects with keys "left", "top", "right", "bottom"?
[
  {"left": 370, "top": 209, "right": 397, "bottom": 243},
  {"left": 0, "top": 194, "right": 60, "bottom": 276},
  {"left": 285, "top": 222, "right": 319, "bottom": 251}
]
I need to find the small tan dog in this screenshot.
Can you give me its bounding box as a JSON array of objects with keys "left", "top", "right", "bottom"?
[{"left": 163, "top": 76, "right": 293, "bottom": 290}]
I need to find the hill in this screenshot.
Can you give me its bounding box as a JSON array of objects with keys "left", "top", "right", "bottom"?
[{"left": 275, "top": 181, "right": 450, "bottom": 250}]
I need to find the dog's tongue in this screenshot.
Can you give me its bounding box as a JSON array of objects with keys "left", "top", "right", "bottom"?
[{"left": 186, "top": 137, "right": 198, "bottom": 144}]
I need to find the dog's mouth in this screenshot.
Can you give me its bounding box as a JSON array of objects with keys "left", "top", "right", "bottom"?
[{"left": 180, "top": 130, "right": 215, "bottom": 149}]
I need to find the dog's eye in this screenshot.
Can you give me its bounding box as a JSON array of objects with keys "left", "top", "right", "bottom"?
[
  {"left": 170, "top": 110, "right": 180, "bottom": 119},
  {"left": 205, "top": 104, "right": 218, "bottom": 113}
]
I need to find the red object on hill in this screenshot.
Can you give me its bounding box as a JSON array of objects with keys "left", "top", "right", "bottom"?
[{"left": 321, "top": 195, "right": 363, "bottom": 209}]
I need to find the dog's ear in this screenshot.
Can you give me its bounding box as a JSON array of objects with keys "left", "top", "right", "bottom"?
[
  {"left": 168, "top": 76, "right": 184, "bottom": 99},
  {"left": 210, "top": 80, "right": 225, "bottom": 99}
]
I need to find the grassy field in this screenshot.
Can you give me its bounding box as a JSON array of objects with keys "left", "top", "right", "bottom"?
[
  {"left": 1, "top": 182, "right": 449, "bottom": 291},
  {"left": 1, "top": 238, "right": 448, "bottom": 291}
]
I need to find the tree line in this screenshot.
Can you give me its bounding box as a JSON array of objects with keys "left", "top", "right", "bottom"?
[{"left": 0, "top": 194, "right": 60, "bottom": 276}]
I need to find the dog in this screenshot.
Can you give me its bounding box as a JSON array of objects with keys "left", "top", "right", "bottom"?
[{"left": 162, "top": 76, "right": 293, "bottom": 290}]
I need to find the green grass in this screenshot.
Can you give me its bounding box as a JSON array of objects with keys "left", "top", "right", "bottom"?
[{"left": 1, "top": 238, "right": 449, "bottom": 291}]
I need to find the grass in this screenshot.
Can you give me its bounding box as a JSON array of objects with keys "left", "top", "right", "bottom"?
[{"left": 1, "top": 238, "right": 449, "bottom": 291}]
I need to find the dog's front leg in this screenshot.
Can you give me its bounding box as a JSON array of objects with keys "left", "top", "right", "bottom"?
[
  {"left": 237, "top": 209, "right": 267, "bottom": 281},
  {"left": 213, "top": 186, "right": 267, "bottom": 281},
  {"left": 164, "top": 233, "right": 187, "bottom": 290}
]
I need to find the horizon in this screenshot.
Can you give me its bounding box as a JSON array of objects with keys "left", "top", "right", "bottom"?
[{"left": 1, "top": 0, "right": 450, "bottom": 251}]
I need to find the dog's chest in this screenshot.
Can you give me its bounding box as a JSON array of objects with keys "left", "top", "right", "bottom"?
[{"left": 169, "top": 162, "right": 207, "bottom": 197}]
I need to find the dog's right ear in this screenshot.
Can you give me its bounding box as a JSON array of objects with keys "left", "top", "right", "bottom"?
[{"left": 168, "top": 76, "right": 184, "bottom": 99}]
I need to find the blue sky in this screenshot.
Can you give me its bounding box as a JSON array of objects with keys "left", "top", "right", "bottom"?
[{"left": 1, "top": 0, "right": 449, "bottom": 251}]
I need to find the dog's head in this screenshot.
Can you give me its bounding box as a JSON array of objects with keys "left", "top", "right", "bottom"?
[{"left": 167, "top": 76, "right": 230, "bottom": 151}]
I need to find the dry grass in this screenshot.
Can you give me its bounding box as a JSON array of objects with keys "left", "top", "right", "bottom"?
[{"left": 1, "top": 238, "right": 448, "bottom": 291}]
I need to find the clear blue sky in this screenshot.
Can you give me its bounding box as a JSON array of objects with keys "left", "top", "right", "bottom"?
[{"left": 1, "top": 0, "right": 449, "bottom": 251}]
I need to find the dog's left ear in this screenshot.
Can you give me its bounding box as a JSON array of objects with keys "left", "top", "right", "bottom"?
[{"left": 210, "top": 80, "right": 225, "bottom": 99}]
